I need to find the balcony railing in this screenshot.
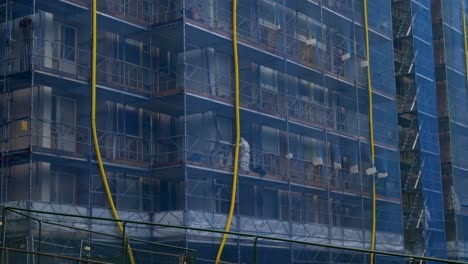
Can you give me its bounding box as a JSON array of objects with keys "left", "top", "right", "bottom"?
[
  {"left": 153, "top": 63, "right": 363, "bottom": 134},
  {"left": 59, "top": 0, "right": 153, "bottom": 26},
  {"left": 96, "top": 54, "right": 153, "bottom": 95},
  {"left": 183, "top": 0, "right": 369, "bottom": 87},
  {"left": 155, "top": 135, "right": 395, "bottom": 198},
  {"left": 185, "top": 0, "right": 282, "bottom": 54},
  {"left": 4, "top": 118, "right": 152, "bottom": 165},
  {"left": 4, "top": 38, "right": 154, "bottom": 96}
]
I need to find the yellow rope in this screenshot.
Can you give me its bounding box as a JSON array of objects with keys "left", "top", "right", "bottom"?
[
  {"left": 215, "top": 0, "right": 241, "bottom": 262},
  {"left": 91, "top": 1, "right": 135, "bottom": 263},
  {"left": 462, "top": 0, "right": 468, "bottom": 93},
  {"left": 362, "top": 1, "right": 376, "bottom": 263}
]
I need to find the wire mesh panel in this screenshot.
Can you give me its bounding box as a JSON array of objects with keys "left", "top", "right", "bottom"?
[{"left": 0, "top": 207, "right": 463, "bottom": 264}]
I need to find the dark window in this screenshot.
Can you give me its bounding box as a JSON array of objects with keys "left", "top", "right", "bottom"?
[
  {"left": 118, "top": 105, "right": 140, "bottom": 137},
  {"left": 61, "top": 26, "right": 75, "bottom": 61},
  {"left": 239, "top": 183, "right": 256, "bottom": 216},
  {"left": 125, "top": 40, "right": 141, "bottom": 65},
  {"left": 125, "top": 107, "right": 140, "bottom": 136},
  {"left": 263, "top": 188, "right": 278, "bottom": 219}
]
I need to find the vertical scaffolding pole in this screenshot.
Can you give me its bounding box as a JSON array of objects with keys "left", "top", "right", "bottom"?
[{"left": 362, "top": 1, "right": 377, "bottom": 263}]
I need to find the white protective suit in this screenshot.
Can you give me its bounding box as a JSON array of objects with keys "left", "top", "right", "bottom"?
[{"left": 239, "top": 137, "right": 250, "bottom": 171}]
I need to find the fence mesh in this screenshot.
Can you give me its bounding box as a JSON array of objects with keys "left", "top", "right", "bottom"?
[{"left": 0, "top": 207, "right": 461, "bottom": 264}]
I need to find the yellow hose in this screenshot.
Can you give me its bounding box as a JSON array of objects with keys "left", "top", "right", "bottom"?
[
  {"left": 362, "top": 1, "right": 377, "bottom": 263},
  {"left": 215, "top": 0, "right": 241, "bottom": 262},
  {"left": 91, "top": 1, "right": 135, "bottom": 263},
  {"left": 462, "top": 0, "right": 468, "bottom": 91}
]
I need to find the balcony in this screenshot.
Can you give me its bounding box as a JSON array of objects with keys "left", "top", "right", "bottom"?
[
  {"left": 182, "top": 0, "right": 368, "bottom": 89},
  {"left": 152, "top": 62, "right": 365, "bottom": 138},
  {"left": 57, "top": 0, "right": 153, "bottom": 27},
  {"left": 4, "top": 118, "right": 152, "bottom": 168},
  {"left": 3, "top": 38, "right": 154, "bottom": 97},
  {"left": 185, "top": 0, "right": 282, "bottom": 55},
  {"left": 155, "top": 136, "right": 363, "bottom": 194}
]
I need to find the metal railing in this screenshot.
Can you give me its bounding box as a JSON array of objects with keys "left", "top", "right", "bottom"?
[
  {"left": 1, "top": 208, "right": 196, "bottom": 264},
  {"left": 183, "top": 0, "right": 369, "bottom": 85},
  {"left": 58, "top": 0, "right": 153, "bottom": 26},
  {"left": 0, "top": 207, "right": 464, "bottom": 264},
  {"left": 154, "top": 135, "right": 408, "bottom": 201},
  {"left": 0, "top": 247, "right": 110, "bottom": 264},
  {"left": 4, "top": 118, "right": 152, "bottom": 164},
  {"left": 5, "top": 38, "right": 153, "bottom": 95}
]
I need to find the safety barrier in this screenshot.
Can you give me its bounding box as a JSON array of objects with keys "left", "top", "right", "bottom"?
[{"left": 0, "top": 207, "right": 464, "bottom": 264}]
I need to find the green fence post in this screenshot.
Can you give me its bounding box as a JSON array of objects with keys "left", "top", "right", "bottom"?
[
  {"left": 37, "top": 220, "right": 42, "bottom": 264},
  {"left": 1, "top": 208, "right": 8, "bottom": 264},
  {"left": 253, "top": 237, "right": 258, "bottom": 264}
]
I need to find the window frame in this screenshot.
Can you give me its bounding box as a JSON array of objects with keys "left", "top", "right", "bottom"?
[{"left": 59, "top": 24, "right": 77, "bottom": 62}]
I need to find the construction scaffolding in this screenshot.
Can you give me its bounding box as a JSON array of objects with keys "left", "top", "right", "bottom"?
[
  {"left": 432, "top": 0, "right": 468, "bottom": 261},
  {"left": 155, "top": 0, "right": 403, "bottom": 260},
  {"left": 393, "top": 0, "right": 447, "bottom": 259},
  {"left": 0, "top": 0, "right": 406, "bottom": 263}
]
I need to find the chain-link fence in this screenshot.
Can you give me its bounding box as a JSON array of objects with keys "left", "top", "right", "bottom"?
[{"left": 0, "top": 207, "right": 464, "bottom": 264}]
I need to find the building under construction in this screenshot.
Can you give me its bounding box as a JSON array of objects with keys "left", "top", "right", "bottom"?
[
  {"left": 393, "top": 0, "right": 447, "bottom": 260},
  {"left": 0, "top": 0, "right": 466, "bottom": 263}
]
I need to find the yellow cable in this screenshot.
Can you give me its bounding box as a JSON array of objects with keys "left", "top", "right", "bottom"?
[
  {"left": 91, "top": 1, "right": 135, "bottom": 263},
  {"left": 462, "top": 0, "right": 468, "bottom": 92},
  {"left": 362, "top": 1, "right": 376, "bottom": 264},
  {"left": 215, "top": 0, "right": 241, "bottom": 262}
]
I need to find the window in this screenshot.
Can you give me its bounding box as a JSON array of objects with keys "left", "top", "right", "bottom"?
[
  {"left": 104, "top": 32, "right": 119, "bottom": 59},
  {"left": 160, "top": 181, "right": 183, "bottom": 210},
  {"left": 59, "top": 172, "right": 75, "bottom": 204},
  {"left": 215, "top": 181, "right": 231, "bottom": 214},
  {"left": 299, "top": 80, "right": 313, "bottom": 101},
  {"left": 124, "top": 39, "right": 141, "bottom": 65},
  {"left": 239, "top": 183, "right": 256, "bottom": 216},
  {"left": 214, "top": 52, "right": 232, "bottom": 97},
  {"left": 260, "top": 66, "right": 278, "bottom": 92},
  {"left": 296, "top": 13, "right": 312, "bottom": 41},
  {"left": 159, "top": 48, "right": 169, "bottom": 70},
  {"left": 299, "top": 81, "right": 325, "bottom": 103},
  {"left": 117, "top": 174, "right": 140, "bottom": 210},
  {"left": 117, "top": 104, "right": 141, "bottom": 137},
  {"left": 262, "top": 126, "right": 279, "bottom": 154},
  {"left": 60, "top": 25, "right": 76, "bottom": 61},
  {"left": 52, "top": 96, "right": 77, "bottom": 152},
  {"left": 279, "top": 191, "right": 289, "bottom": 221},
  {"left": 142, "top": 178, "right": 155, "bottom": 211},
  {"left": 303, "top": 136, "right": 315, "bottom": 161},
  {"left": 258, "top": 1, "right": 277, "bottom": 30},
  {"left": 217, "top": 116, "right": 232, "bottom": 142},
  {"left": 263, "top": 188, "right": 278, "bottom": 219},
  {"left": 301, "top": 194, "right": 315, "bottom": 223},
  {"left": 291, "top": 192, "right": 301, "bottom": 222}
]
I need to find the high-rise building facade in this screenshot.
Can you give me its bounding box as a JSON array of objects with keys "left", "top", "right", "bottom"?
[
  {"left": 432, "top": 0, "right": 468, "bottom": 260},
  {"left": 393, "top": 0, "right": 447, "bottom": 259},
  {"left": 1, "top": 0, "right": 467, "bottom": 263}
]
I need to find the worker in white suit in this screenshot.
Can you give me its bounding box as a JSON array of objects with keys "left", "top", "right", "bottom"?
[{"left": 239, "top": 137, "right": 250, "bottom": 171}]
